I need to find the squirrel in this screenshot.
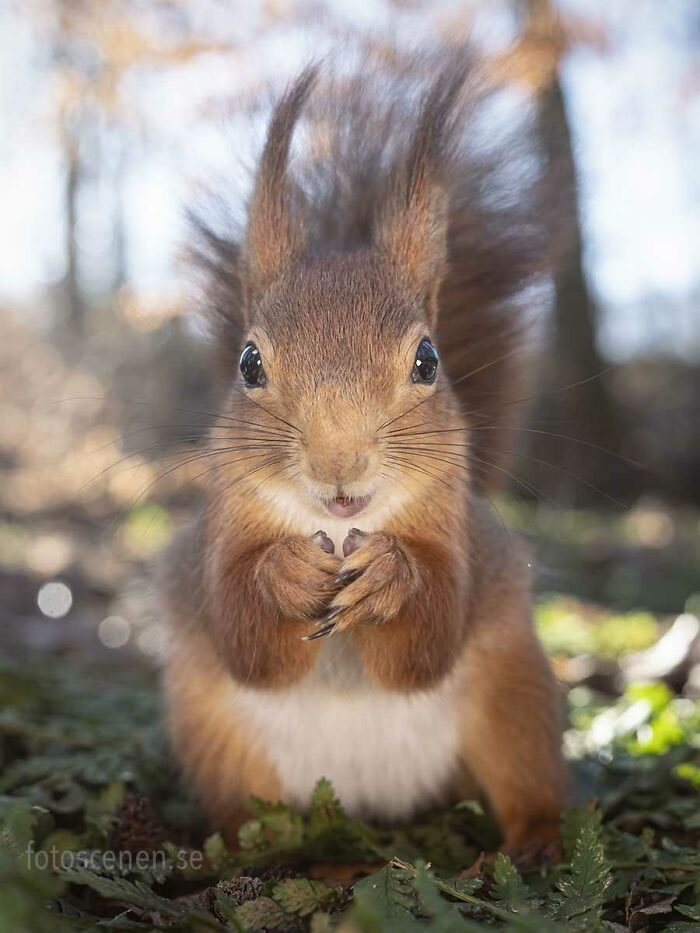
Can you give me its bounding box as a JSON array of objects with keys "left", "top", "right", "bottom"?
[{"left": 159, "top": 46, "right": 567, "bottom": 867}]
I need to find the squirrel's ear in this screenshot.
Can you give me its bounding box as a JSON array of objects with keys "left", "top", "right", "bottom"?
[
  {"left": 376, "top": 171, "right": 448, "bottom": 326},
  {"left": 243, "top": 68, "right": 316, "bottom": 306},
  {"left": 377, "top": 66, "right": 467, "bottom": 325}
]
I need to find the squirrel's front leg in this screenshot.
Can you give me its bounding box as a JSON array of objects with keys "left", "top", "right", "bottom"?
[
  {"left": 209, "top": 530, "right": 340, "bottom": 686},
  {"left": 308, "top": 528, "right": 465, "bottom": 690}
]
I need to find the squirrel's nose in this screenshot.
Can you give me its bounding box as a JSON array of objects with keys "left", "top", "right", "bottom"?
[{"left": 306, "top": 444, "right": 370, "bottom": 487}]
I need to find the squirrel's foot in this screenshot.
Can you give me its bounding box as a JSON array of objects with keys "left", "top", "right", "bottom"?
[
  {"left": 305, "top": 529, "right": 417, "bottom": 639},
  {"left": 460, "top": 828, "right": 561, "bottom": 880},
  {"left": 257, "top": 532, "right": 341, "bottom": 622},
  {"left": 502, "top": 821, "right": 562, "bottom": 871}
]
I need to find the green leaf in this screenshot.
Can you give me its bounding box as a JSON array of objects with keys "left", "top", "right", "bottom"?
[
  {"left": 202, "top": 831, "right": 228, "bottom": 870},
  {"left": 555, "top": 811, "right": 612, "bottom": 932},
  {"left": 561, "top": 806, "right": 601, "bottom": 861},
  {"left": 310, "top": 912, "right": 333, "bottom": 933},
  {"left": 59, "top": 867, "right": 185, "bottom": 917},
  {"left": 272, "top": 877, "right": 339, "bottom": 916},
  {"left": 0, "top": 848, "right": 66, "bottom": 933},
  {"left": 351, "top": 862, "right": 424, "bottom": 932},
  {"left": 0, "top": 801, "right": 42, "bottom": 853},
  {"left": 238, "top": 797, "right": 304, "bottom": 855},
  {"left": 229, "top": 896, "right": 291, "bottom": 931},
  {"left": 309, "top": 778, "right": 346, "bottom": 834},
  {"left": 84, "top": 780, "right": 125, "bottom": 842},
  {"left": 40, "top": 829, "right": 89, "bottom": 854},
  {"left": 412, "top": 860, "right": 471, "bottom": 932},
  {"left": 491, "top": 853, "right": 542, "bottom": 914}
]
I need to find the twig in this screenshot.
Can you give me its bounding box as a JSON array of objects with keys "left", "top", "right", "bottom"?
[{"left": 390, "top": 857, "right": 521, "bottom": 924}]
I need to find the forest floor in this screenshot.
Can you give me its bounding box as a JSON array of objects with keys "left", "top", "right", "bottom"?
[
  {"left": 3, "top": 500, "right": 700, "bottom": 932},
  {"left": 2, "top": 312, "right": 700, "bottom": 931}
]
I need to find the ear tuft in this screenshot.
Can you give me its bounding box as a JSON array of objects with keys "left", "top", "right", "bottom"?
[
  {"left": 376, "top": 63, "right": 468, "bottom": 322},
  {"left": 376, "top": 175, "right": 449, "bottom": 321},
  {"left": 244, "top": 67, "right": 317, "bottom": 303}
]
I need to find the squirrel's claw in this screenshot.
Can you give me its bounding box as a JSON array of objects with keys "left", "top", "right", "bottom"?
[
  {"left": 334, "top": 567, "right": 363, "bottom": 586},
  {"left": 320, "top": 606, "right": 345, "bottom": 626},
  {"left": 342, "top": 528, "right": 366, "bottom": 557},
  {"left": 302, "top": 620, "right": 338, "bottom": 641},
  {"left": 312, "top": 530, "right": 335, "bottom": 554},
  {"left": 302, "top": 605, "right": 346, "bottom": 640},
  {"left": 301, "top": 531, "right": 379, "bottom": 640}
]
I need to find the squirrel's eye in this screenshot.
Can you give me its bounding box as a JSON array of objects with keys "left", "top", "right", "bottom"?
[
  {"left": 240, "top": 341, "right": 265, "bottom": 388},
  {"left": 411, "top": 337, "right": 439, "bottom": 385}
]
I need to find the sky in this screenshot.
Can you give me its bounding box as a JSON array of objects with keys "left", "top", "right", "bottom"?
[{"left": 0, "top": 0, "right": 698, "bottom": 359}]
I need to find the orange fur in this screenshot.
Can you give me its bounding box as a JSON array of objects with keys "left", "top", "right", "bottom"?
[
  {"left": 344, "top": 509, "right": 469, "bottom": 691},
  {"left": 163, "top": 633, "right": 282, "bottom": 843},
  {"left": 205, "top": 508, "right": 327, "bottom": 687}
]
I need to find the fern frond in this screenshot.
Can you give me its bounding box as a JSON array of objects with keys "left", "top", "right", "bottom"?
[
  {"left": 555, "top": 812, "right": 612, "bottom": 931},
  {"left": 491, "top": 853, "right": 543, "bottom": 914}
]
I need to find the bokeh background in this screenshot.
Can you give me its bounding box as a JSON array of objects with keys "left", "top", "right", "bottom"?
[
  {"left": 1, "top": 0, "right": 699, "bottom": 762},
  {"left": 3, "top": 2, "right": 700, "bottom": 929}
]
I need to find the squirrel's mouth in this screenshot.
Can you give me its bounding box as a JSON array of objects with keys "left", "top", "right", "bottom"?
[{"left": 324, "top": 494, "right": 372, "bottom": 518}]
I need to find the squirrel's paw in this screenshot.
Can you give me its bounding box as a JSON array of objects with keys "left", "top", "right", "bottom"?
[
  {"left": 256, "top": 532, "right": 340, "bottom": 621},
  {"left": 460, "top": 823, "right": 562, "bottom": 880},
  {"left": 305, "top": 529, "right": 417, "bottom": 639},
  {"left": 502, "top": 820, "right": 562, "bottom": 871}
]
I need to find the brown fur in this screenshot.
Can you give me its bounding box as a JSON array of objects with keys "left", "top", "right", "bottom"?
[
  {"left": 455, "top": 499, "right": 565, "bottom": 856},
  {"left": 162, "top": 47, "right": 566, "bottom": 860},
  {"left": 163, "top": 634, "right": 281, "bottom": 842}
]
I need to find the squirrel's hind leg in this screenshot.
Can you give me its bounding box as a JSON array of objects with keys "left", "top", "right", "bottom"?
[
  {"left": 455, "top": 596, "right": 566, "bottom": 867},
  {"left": 163, "top": 637, "right": 281, "bottom": 847}
]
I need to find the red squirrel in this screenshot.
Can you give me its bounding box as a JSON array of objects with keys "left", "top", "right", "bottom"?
[{"left": 159, "top": 48, "right": 567, "bottom": 866}]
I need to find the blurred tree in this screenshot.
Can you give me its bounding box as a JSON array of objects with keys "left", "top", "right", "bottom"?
[
  {"left": 502, "top": 0, "right": 625, "bottom": 506},
  {"left": 32, "top": 0, "right": 231, "bottom": 331}
]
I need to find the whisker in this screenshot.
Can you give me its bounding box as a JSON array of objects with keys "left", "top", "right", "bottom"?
[
  {"left": 202, "top": 456, "right": 290, "bottom": 511},
  {"left": 195, "top": 454, "right": 285, "bottom": 489},
  {"left": 476, "top": 444, "right": 627, "bottom": 509},
  {"left": 388, "top": 423, "right": 644, "bottom": 471},
  {"left": 86, "top": 423, "right": 294, "bottom": 457},
  {"left": 213, "top": 413, "right": 295, "bottom": 437},
  {"left": 142, "top": 448, "right": 280, "bottom": 490},
  {"left": 127, "top": 450, "right": 286, "bottom": 518},
  {"left": 383, "top": 365, "right": 617, "bottom": 440},
  {"left": 377, "top": 467, "right": 421, "bottom": 500},
  {"left": 54, "top": 394, "right": 296, "bottom": 437},
  {"left": 386, "top": 454, "right": 457, "bottom": 491},
  {"left": 231, "top": 385, "right": 303, "bottom": 436},
  {"left": 386, "top": 420, "right": 468, "bottom": 438},
  {"left": 78, "top": 438, "right": 291, "bottom": 493},
  {"left": 388, "top": 446, "right": 468, "bottom": 474},
  {"left": 462, "top": 366, "right": 616, "bottom": 423},
  {"left": 393, "top": 440, "right": 582, "bottom": 509},
  {"left": 471, "top": 426, "right": 644, "bottom": 469},
  {"left": 378, "top": 346, "right": 523, "bottom": 433},
  {"left": 469, "top": 453, "right": 562, "bottom": 510},
  {"left": 248, "top": 463, "right": 297, "bottom": 497},
  {"left": 203, "top": 437, "right": 291, "bottom": 446},
  {"left": 385, "top": 457, "right": 438, "bottom": 494}
]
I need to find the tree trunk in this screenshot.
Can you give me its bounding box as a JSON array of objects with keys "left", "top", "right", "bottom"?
[
  {"left": 518, "top": 1, "right": 624, "bottom": 506},
  {"left": 63, "top": 150, "right": 86, "bottom": 333}
]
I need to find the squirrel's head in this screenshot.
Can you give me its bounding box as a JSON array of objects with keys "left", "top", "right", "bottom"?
[{"left": 219, "top": 67, "right": 467, "bottom": 519}]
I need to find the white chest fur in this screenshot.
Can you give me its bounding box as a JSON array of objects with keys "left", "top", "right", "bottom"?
[
  {"left": 238, "top": 483, "right": 461, "bottom": 819},
  {"left": 232, "top": 637, "right": 462, "bottom": 820}
]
